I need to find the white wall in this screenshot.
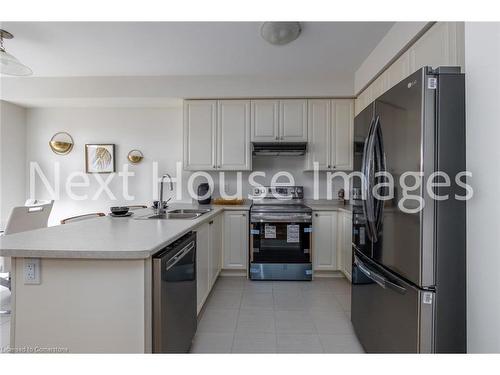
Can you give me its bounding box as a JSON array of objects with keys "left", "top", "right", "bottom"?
[
  {"left": 26, "top": 107, "right": 183, "bottom": 226},
  {"left": 465, "top": 22, "right": 500, "bottom": 353},
  {"left": 0, "top": 100, "right": 27, "bottom": 229},
  {"left": 354, "top": 22, "right": 430, "bottom": 93},
  {"left": 2, "top": 74, "right": 354, "bottom": 107},
  {"left": 26, "top": 107, "right": 345, "bottom": 226}
]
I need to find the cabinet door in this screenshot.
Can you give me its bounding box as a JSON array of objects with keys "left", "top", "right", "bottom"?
[
  {"left": 217, "top": 100, "right": 251, "bottom": 171},
  {"left": 223, "top": 211, "right": 249, "bottom": 270},
  {"left": 279, "top": 99, "right": 308, "bottom": 142},
  {"left": 306, "top": 99, "right": 331, "bottom": 170},
  {"left": 341, "top": 212, "right": 353, "bottom": 279},
  {"left": 331, "top": 100, "right": 354, "bottom": 171},
  {"left": 251, "top": 100, "right": 280, "bottom": 142},
  {"left": 184, "top": 100, "right": 217, "bottom": 170},
  {"left": 370, "top": 73, "right": 389, "bottom": 102},
  {"left": 209, "top": 214, "right": 223, "bottom": 288},
  {"left": 409, "top": 22, "right": 459, "bottom": 73},
  {"left": 312, "top": 211, "right": 338, "bottom": 271},
  {"left": 196, "top": 223, "right": 210, "bottom": 313},
  {"left": 386, "top": 50, "right": 411, "bottom": 90},
  {"left": 355, "top": 86, "right": 372, "bottom": 116}
]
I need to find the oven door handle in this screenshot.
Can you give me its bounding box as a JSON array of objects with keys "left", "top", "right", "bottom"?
[{"left": 250, "top": 213, "right": 312, "bottom": 223}]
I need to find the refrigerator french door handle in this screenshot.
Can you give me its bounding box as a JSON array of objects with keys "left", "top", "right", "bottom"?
[
  {"left": 361, "top": 116, "right": 376, "bottom": 242},
  {"left": 373, "top": 116, "right": 386, "bottom": 234},
  {"left": 364, "top": 117, "right": 379, "bottom": 242},
  {"left": 354, "top": 255, "right": 407, "bottom": 295}
]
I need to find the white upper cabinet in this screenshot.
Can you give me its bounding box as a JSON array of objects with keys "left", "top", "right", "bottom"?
[
  {"left": 409, "top": 22, "right": 462, "bottom": 73},
  {"left": 251, "top": 100, "right": 279, "bottom": 142},
  {"left": 279, "top": 99, "right": 308, "bottom": 142},
  {"left": 307, "top": 99, "right": 354, "bottom": 171},
  {"left": 184, "top": 100, "right": 251, "bottom": 171},
  {"left": 386, "top": 50, "right": 411, "bottom": 89},
  {"left": 354, "top": 22, "right": 464, "bottom": 117},
  {"left": 354, "top": 85, "right": 373, "bottom": 116},
  {"left": 331, "top": 100, "right": 354, "bottom": 171},
  {"left": 217, "top": 100, "right": 251, "bottom": 170},
  {"left": 307, "top": 99, "right": 331, "bottom": 170},
  {"left": 184, "top": 100, "right": 217, "bottom": 170},
  {"left": 370, "top": 73, "right": 389, "bottom": 102}
]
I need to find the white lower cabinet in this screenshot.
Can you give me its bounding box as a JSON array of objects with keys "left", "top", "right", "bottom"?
[
  {"left": 339, "top": 211, "right": 353, "bottom": 280},
  {"left": 196, "top": 222, "right": 210, "bottom": 314},
  {"left": 312, "top": 210, "right": 352, "bottom": 278},
  {"left": 196, "top": 213, "right": 224, "bottom": 314},
  {"left": 209, "top": 214, "right": 223, "bottom": 288},
  {"left": 312, "top": 211, "right": 338, "bottom": 271},
  {"left": 222, "top": 211, "right": 249, "bottom": 270}
]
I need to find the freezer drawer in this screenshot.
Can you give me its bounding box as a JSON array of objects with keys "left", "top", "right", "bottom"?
[{"left": 351, "top": 251, "right": 435, "bottom": 353}]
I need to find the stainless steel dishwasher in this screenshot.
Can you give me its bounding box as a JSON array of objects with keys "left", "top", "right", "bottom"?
[{"left": 153, "top": 231, "right": 197, "bottom": 353}]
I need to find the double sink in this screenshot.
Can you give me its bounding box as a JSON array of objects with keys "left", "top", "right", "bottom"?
[{"left": 136, "top": 208, "right": 212, "bottom": 220}]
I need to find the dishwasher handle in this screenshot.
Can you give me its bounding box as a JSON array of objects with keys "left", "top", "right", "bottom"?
[{"left": 166, "top": 241, "right": 195, "bottom": 271}]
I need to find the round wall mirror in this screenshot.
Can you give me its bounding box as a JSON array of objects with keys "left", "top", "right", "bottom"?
[
  {"left": 49, "top": 132, "right": 74, "bottom": 155},
  {"left": 127, "top": 149, "right": 144, "bottom": 164}
]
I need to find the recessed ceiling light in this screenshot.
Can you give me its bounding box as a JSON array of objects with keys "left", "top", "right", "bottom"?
[
  {"left": 0, "top": 29, "right": 32, "bottom": 76},
  {"left": 260, "top": 22, "right": 302, "bottom": 46}
]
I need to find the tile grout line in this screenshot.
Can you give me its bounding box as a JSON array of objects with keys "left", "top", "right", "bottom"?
[
  {"left": 272, "top": 285, "right": 279, "bottom": 353},
  {"left": 229, "top": 285, "right": 244, "bottom": 353}
]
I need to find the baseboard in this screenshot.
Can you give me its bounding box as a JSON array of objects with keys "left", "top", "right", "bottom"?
[
  {"left": 313, "top": 270, "right": 346, "bottom": 279},
  {"left": 220, "top": 269, "right": 248, "bottom": 277}
]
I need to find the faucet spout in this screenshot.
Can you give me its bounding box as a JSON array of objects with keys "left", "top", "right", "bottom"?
[{"left": 158, "top": 174, "right": 174, "bottom": 214}]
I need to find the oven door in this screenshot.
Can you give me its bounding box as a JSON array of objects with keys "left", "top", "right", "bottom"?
[{"left": 250, "top": 213, "right": 312, "bottom": 264}]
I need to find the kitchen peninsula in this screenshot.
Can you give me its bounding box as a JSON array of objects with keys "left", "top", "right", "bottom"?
[{"left": 0, "top": 203, "right": 250, "bottom": 353}]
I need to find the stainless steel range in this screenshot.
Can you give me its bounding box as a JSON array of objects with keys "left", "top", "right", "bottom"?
[{"left": 249, "top": 186, "right": 312, "bottom": 281}]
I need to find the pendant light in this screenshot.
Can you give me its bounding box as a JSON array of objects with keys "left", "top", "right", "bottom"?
[{"left": 0, "top": 29, "right": 32, "bottom": 76}]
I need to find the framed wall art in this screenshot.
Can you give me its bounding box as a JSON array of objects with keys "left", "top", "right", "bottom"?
[{"left": 85, "top": 144, "right": 115, "bottom": 173}]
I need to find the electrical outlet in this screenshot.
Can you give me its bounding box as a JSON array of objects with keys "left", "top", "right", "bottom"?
[{"left": 24, "top": 258, "right": 41, "bottom": 284}]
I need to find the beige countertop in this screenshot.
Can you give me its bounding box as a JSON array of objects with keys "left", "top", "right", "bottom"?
[
  {"left": 0, "top": 202, "right": 250, "bottom": 260},
  {"left": 305, "top": 199, "right": 353, "bottom": 213}
]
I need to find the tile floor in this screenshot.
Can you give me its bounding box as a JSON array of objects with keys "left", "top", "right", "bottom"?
[{"left": 190, "top": 276, "right": 363, "bottom": 353}]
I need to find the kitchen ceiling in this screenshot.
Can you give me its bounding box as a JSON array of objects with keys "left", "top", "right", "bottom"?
[{"left": 0, "top": 22, "right": 394, "bottom": 78}]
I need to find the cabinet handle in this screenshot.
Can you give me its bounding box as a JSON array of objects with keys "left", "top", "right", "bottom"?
[
  {"left": 213, "top": 165, "right": 216, "bottom": 168},
  {"left": 275, "top": 136, "right": 279, "bottom": 140},
  {"left": 209, "top": 220, "right": 214, "bottom": 225},
  {"left": 315, "top": 213, "right": 318, "bottom": 217},
  {"left": 328, "top": 165, "right": 331, "bottom": 169}
]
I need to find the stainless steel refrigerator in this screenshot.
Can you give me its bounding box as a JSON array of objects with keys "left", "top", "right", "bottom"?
[{"left": 351, "top": 66, "right": 466, "bottom": 353}]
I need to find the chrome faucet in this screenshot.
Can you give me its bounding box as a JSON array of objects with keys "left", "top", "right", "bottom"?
[{"left": 158, "top": 174, "right": 174, "bottom": 215}]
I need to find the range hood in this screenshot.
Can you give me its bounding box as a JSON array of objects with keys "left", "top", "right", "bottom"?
[{"left": 252, "top": 142, "right": 307, "bottom": 156}]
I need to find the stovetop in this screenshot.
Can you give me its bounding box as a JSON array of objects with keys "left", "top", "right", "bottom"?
[
  {"left": 250, "top": 203, "right": 312, "bottom": 214},
  {"left": 250, "top": 186, "right": 311, "bottom": 213}
]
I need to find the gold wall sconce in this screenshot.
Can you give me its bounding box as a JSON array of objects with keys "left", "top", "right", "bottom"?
[
  {"left": 127, "top": 149, "right": 144, "bottom": 164},
  {"left": 49, "top": 132, "right": 74, "bottom": 155}
]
